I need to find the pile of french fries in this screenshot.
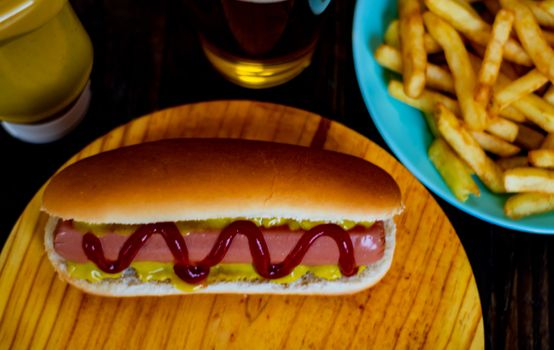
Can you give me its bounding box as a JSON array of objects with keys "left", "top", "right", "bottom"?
[{"left": 375, "top": 0, "right": 554, "bottom": 219}]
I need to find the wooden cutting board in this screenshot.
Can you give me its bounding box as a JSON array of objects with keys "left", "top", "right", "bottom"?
[{"left": 0, "top": 100, "right": 483, "bottom": 349}]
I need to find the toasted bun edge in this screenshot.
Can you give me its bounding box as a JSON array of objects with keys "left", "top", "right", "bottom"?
[{"left": 42, "top": 139, "right": 403, "bottom": 224}]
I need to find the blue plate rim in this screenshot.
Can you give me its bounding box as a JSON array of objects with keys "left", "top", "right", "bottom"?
[{"left": 352, "top": 0, "right": 554, "bottom": 234}]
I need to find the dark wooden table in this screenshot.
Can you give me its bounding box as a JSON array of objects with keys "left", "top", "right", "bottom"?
[{"left": 0, "top": 1, "right": 552, "bottom": 348}]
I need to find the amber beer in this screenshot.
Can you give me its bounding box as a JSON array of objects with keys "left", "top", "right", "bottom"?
[{"left": 187, "top": 0, "right": 331, "bottom": 88}]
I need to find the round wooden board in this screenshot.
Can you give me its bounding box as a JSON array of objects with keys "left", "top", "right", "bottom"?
[{"left": 0, "top": 101, "right": 483, "bottom": 349}]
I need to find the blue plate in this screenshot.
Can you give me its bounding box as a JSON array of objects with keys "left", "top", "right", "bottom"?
[{"left": 352, "top": 0, "right": 554, "bottom": 233}]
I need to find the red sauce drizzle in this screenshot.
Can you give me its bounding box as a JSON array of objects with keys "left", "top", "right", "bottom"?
[{"left": 82, "top": 220, "right": 359, "bottom": 284}]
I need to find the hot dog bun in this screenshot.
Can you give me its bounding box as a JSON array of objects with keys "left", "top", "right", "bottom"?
[
  {"left": 42, "top": 138, "right": 403, "bottom": 296},
  {"left": 42, "top": 139, "right": 402, "bottom": 224}
]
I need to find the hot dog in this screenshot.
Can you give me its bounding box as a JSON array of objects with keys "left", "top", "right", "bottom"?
[{"left": 42, "top": 138, "right": 402, "bottom": 296}]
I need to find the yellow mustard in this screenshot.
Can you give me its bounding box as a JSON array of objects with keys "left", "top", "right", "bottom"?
[
  {"left": 66, "top": 261, "right": 352, "bottom": 292},
  {"left": 73, "top": 218, "right": 374, "bottom": 236},
  {"left": 73, "top": 222, "right": 137, "bottom": 236},
  {"left": 66, "top": 261, "right": 123, "bottom": 283},
  {"left": 0, "top": 0, "right": 93, "bottom": 123}
]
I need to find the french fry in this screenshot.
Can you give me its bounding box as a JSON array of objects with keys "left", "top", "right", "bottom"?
[
  {"left": 388, "top": 80, "right": 460, "bottom": 114},
  {"left": 428, "top": 138, "right": 480, "bottom": 201},
  {"left": 390, "top": 76, "right": 520, "bottom": 140},
  {"left": 515, "top": 124, "right": 546, "bottom": 150},
  {"left": 424, "top": 113, "right": 440, "bottom": 137},
  {"left": 493, "top": 69, "right": 549, "bottom": 112},
  {"left": 437, "top": 52, "right": 528, "bottom": 123},
  {"left": 529, "top": 149, "right": 554, "bottom": 168},
  {"left": 469, "top": 42, "right": 528, "bottom": 80},
  {"left": 498, "top": 106, "right": 526, "bottom": 123},
  {"left": 505, "top": 192, "right": 554, "bottom": 219},
  {"left": 543, "top": 85, "right": 554, "bottom": 105},
  {"left": 540, "top": 29, "right": 554, "bottom": 46},
  {"left": 504, "top": 167, "right": 554, "bottom": 193},
  {"left": 487, "top": 117, "right": 519, "bottom": 142},
  {"left": 512, "top": 94, "right": 554, "bottom": 133},
  {"left": 424, "top": 33, "right": 442, "bottom": 54},
  {"left": 466, "top": 52, "right": 549, "bottom": 140},
  {"left": 435, "top": 104, "right": 505, "bottom": 193},
  {"left": 458, "top": 21, "right": 554, "bottom": 134},
  {"left": 399, "top": 0, "right": 427, "bottom": 97},
  {"left": 470, "top": 131, "right": 521, "bottom": 157},
  {"left": 390, "top": 49, "right": 527, "bottom": 124},
  {"left": 425, "top": 0, "right": 532, "bottom": 66},
  {"left": 497, "top": 156, "right": 529, "bottom": 170},
  {"left": 374, "top": 44, "right": 403, "bottom": 71},
  {"left": 424, "top": 12, "right": 488, "bottom": 131},
  {"left": 501, "top": 0, "right": 554, "bottom": 82},
  {"left": 493, "top": 71, "right": 554, "bottom": 130},
  {"left": 425, "top": 65, "right": 455, "bottom": 94},
  {"left": 521, "top": 0, "right": 554, "bottom": 27},
  {"left": 375, "top": 45, "right": 455, "bottom": 93},
  {"left": 475, "top": 9, "right": 514, "bottom": 106},
  {"left": 541, "top": 0, "right": 554, "bottom": 17},
  {"left": 384, "top": 19, "right": 441, "bottom": 53},
  {"left": 541, "top": 133, "right": 554, "bottom": 149},
  {"left": 384, "top": 20, "right": 401, "bottom": 48}
]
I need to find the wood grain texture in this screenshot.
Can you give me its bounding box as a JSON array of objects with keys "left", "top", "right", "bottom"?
[{"left": 0, "top": 101, "right": 483, "bottom": 349}]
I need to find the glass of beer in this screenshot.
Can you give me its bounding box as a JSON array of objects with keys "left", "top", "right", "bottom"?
[{"left": 187, "top": 0, "right": 332, "bottom": 89}]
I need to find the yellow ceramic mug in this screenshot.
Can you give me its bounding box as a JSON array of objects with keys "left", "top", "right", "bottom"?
[{"left": 0, "top": 0, "right": 93, "bottom": 125}]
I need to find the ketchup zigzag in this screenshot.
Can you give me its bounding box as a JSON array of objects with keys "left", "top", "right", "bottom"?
[{"left": 82, "top": 220, "right": 359, "bottom": 284}]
